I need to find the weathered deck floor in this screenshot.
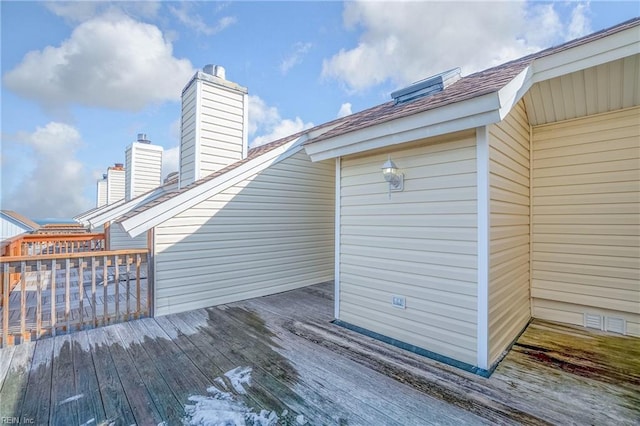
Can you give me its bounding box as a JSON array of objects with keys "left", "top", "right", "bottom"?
[{"left": 0, "top": 282, "right": 638, "bottom": 425}]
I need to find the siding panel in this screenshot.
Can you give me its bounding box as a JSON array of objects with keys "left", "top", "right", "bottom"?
[
  {"left": 339, "top": 132, "right": 478, "bottom": 365},
  {"left": 531, "top": 107, "right": 640, "bottom": 337},
  {"left": 154, "top": 151, "right": 334, "bottom": 315},
  {"left": 488, "top": 100, "right": 531, "bottom": 366}
]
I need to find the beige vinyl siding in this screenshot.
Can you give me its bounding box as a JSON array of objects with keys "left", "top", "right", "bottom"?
[
  {"left": 531, "top": 107, "right": 640, "bottom": 336},
  {"left": 153, "top": 150, "right": 334, "bottom": 315},
  {"left": 109, "top": 222, "right": 147, "bottom": 250},
  {"left": 199, "top": 83, "right": 245, "bottom": 176},
  {"left": 339, "top": 131, "right": 478, "bottom": 365},
  {"left": 179, "top": 81, "right": 198, "bottom": 187},
  {"left": 487, "top": 101, "right": 532, "bottom": 365}
]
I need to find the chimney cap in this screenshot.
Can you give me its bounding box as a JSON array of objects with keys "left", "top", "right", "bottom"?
[
  {"left": 137, "top": 133, "right": 150, "bottom": 143},
  {"left": 203, "top": 64, "right": 226, "bottom": 80}
]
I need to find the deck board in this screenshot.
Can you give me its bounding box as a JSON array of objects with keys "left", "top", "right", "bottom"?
[{"left": 0, "top": 282, "right": 638, "bottom": 425}]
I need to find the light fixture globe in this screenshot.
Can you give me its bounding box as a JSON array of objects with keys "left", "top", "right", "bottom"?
[
  {"left": 381, "top": 156, "right": 404, "bottom": 195},
  {"left": 381, "top": 158, "right": 398, "bottom": 183}
]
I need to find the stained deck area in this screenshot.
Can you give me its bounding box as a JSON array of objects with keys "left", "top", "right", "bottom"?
[{"left": 0, "top": 282, "right": 638, "bottom": 425}]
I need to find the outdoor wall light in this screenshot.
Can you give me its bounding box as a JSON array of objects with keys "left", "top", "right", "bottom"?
[{"left": 381, "top": 155, "right": 404, "bottom": 196}]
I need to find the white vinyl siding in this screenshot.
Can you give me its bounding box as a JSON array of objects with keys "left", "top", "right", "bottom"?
[
  {"left": 96, "top": 180, "right": 107, "bottom": 207},
  {"left": 153, "top": 150, "right": 334, "bottom": 315},
  {"left": 339, "top": 131, "right": 478, "bottom": 365},
  {"left": 180, "top": 81, "right": 198, "bottom": 187},
  {"left": 199, "top": 83, "right": 245, "bottom": 177},
  {"left": 126, "top": 143, "right": 163, "bottom": 200},
  {"left": 109, "top": 222, "right": 147, "bottom": 250},
  {"left": 107, "top": 169, "right": 125, "bottom": 205},
  {"left": 487, "top": 101, "right": 532, "bottom": 365},
  {"left": 1, "top": 217, "right": 31, "bottom": 241},
  {"left": 531, "top": 107, "right": 640, "bottom": 336}
]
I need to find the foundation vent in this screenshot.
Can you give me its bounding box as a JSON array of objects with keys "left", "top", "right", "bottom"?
[
  {"left": 605, "top": 317, "right": 626, "bottom": 335},
  {"left": 584, "top": 313, "right": 603, "bottom": 330}
]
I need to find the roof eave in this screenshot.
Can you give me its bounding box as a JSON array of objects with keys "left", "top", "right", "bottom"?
[
  {"left": 87, "top": 186, "right": 169, "bottom": 230},
  {"left": 304, "top": 91, "right": 504, "bottom": 162}
]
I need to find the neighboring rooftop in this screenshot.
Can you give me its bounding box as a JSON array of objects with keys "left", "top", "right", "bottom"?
[{"left": 1, "top": 210, "right": 40, "bottom": 231}]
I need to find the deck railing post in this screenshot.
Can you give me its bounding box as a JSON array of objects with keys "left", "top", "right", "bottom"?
[
  {"left": 51, "top": 259, "right": 57, "bottom": 336},
  {"left": 2, "top": 263, "right": 9, "bottom": 347},
  {"left": 36, "top": 259, "right": 42, "bottom": 339},
  {"left": 103, "top": 255, "right": 108, "bottom": 325},
  {"left": 136, "top": 254, "right": 141, "bottom": 319},
  {"left": 114, "top": 255, "right": 120, "bottom": 323},
  {"left": 20, "top": 261, "right": 27, "bottom": 343},
  {"left": 91, "top": 256, "right": 97, "bottom": 328},
  {"left": 78, "top": 257, "right": 84, "bottom": 330},
  {"left": 65, "top": 258, "right": 71, "bottom": 332}
]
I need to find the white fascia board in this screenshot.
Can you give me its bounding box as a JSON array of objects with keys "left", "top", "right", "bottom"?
[
  {"left": 88, "top": 186, "right": 168, "bottom": 230},
  {"left": 75, "top": 199, "right": 126, "bottom": 225},
  {"left": 531, "top": 26, "right": 639, "bottom": 83},
  {"left": 498, "top": 66, "right": 533, "bottom": 120},
  {"left": 304, "top": 92, "right": 501, "bottom": 162},
  {"left": 120, "top": 139, "right": 304, "bottom": 238}
]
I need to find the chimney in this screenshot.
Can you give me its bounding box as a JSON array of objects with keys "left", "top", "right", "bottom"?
[
  {"left": 125, "top": 134, "right": 163, "bottom": 200},
  {"left": 106, "top": 163, "right": 125, "bottom": 204},
  {"left": 96, "top": 174, "right": 108, "bottom": 208},
  {"left": 179, "top": 64, "right": 249, "bottom": 188}
]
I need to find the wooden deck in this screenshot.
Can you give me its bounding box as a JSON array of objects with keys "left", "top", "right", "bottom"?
[{"left": 0, "top": 282, "right": 638, "bottom": 425}]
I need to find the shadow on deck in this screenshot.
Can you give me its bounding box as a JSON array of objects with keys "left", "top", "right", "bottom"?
[{"left": 0, "top": 282, "right": 638, "bottom": 425}]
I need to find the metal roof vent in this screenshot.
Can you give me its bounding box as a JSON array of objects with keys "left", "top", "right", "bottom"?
[
  {"left": 203, "top": 64, "right": 226, "bottom": 80},
  {"left": 137, "top": 133, "right": 150, "bottom": 144},
  {"left": 391, "top": 68, "right": 461, "bottom": 104}
]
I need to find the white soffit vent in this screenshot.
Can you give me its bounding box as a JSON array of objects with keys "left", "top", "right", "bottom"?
[
  {"left": 605, "top": 317, "right": 626, "bottom": 335},
  {"left": 584, "top": 313, "right": 603, "bottom": 330},
  {"left": 391, "top": 68, "right": 461, "bottom": 104}
]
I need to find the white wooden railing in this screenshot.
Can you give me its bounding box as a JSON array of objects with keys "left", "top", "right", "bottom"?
[{"left": 0, "top": 249, "right": 152, "bottom": 347}]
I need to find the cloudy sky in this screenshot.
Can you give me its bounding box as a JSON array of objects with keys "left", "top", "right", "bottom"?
[{"left": 1, "top": 1, "right": 637, "bottom": 219}]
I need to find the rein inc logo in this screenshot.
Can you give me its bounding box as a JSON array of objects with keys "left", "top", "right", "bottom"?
[{"left": 1, "top": 418, "right": 34, "bottom": 424}]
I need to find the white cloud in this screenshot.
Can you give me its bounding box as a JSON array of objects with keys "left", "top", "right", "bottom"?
[
  {"left": 169, "top": 3, "right": 237, "bottom": 35},
  {"left": 566, "top": 2, "right": 592, "bottom": 41},
  {"left": 3, "top": 12, "right": 195, "bottom": 111},
  {"left": 322, "top": 1, "right": 593, "bottom": 92},
  {"left": 248, "top": 95, "right": 313, "bottom": 147},
  {"left": 280, "top": 42, "right": 313, "bottom": 74},
  {"left": 337, "top": 102, "right": 352, "bottom": 118},
  {"left": 162, "top": 146, "right": 180, "bottom": 181},
  {"left": 2, "top": 122, "right": 92, "bottom": 218}
]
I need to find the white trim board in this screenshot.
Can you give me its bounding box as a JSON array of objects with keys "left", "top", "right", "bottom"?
[
  {"left": 119, "top": 137, "right": 306, "bottom": 238},
  {"left": 334, "top": 157, "right": 341, "bottom": 320},
  {"left": 476, "top": 126, "right": 490, "bottom": 370}
]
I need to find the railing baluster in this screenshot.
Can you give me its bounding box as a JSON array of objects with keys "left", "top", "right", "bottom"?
[
  {"left": 3, "top": 263, "right": 9, "bottom": 347},
  {"left": 51, "top": 259, "right": 56, "bottom": 336},
  {"left": 36, "top": 259, "right": 42, "bottom": 339},
  {"left": 146, "top": 252, "right": 152, "bottom": 317},
  {"left": 125, "top": 255, "right": 131, "bottom": 321},
  {"left": 114, "top": 255, "right": 120, "bottom": 323},
  {"left": 78, "top": 257, "right": 84, "bottom": 330},
  {"left": 103, "top": 255, "right": 108, "bottom": 325},
  {"left": 136, "top": 254, "right": 141, "bottom": 319},
  {"left": 65, "top": 258, "right": 70, "bottom": 332},
  {"left": 20, "top": 261, "right": 27, "bottom": 342},
  {"left": 91, "top": 256, "right": 97, "bottom": 328}
]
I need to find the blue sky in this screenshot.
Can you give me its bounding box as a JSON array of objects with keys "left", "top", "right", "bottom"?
[{"left": 1, "top": 1, "right": 638, "bottom": 219}]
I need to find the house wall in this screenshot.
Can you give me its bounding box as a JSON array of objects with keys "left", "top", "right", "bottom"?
[
  {"left": 109, "top": 222, "right": 148, "bottom": 250},
  {"left": 179, "top": 73, "right": 248, "bottom": 188},
  {"left": 107, "top": 168, "right": 125, "bottom": 205},
  {"left": 96, "top": 180, "right": 107, "bottom": 207},
  {"left": 180, "top": 81, "right": 198, "bottom": 187},
  {"left": 198, "top": 80, "right": 246, "bottom": 177},
  {"left": 487, "top": 101, "right": 532, "bottom": 365},
  {"left": 531, "top": 106, "right": 640, "bottom": 336},
  {"left": 153, "top": 150, "right": 335, "bottom": 315},
  {"left": 1, "top": 216, "right": 30, "bottom": 241},
  {"left": 338, "top": 131, "right": 479, "bottom": 366},
  {"left": 125, "top": 142, "right": 163, "bottom": 200}
]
